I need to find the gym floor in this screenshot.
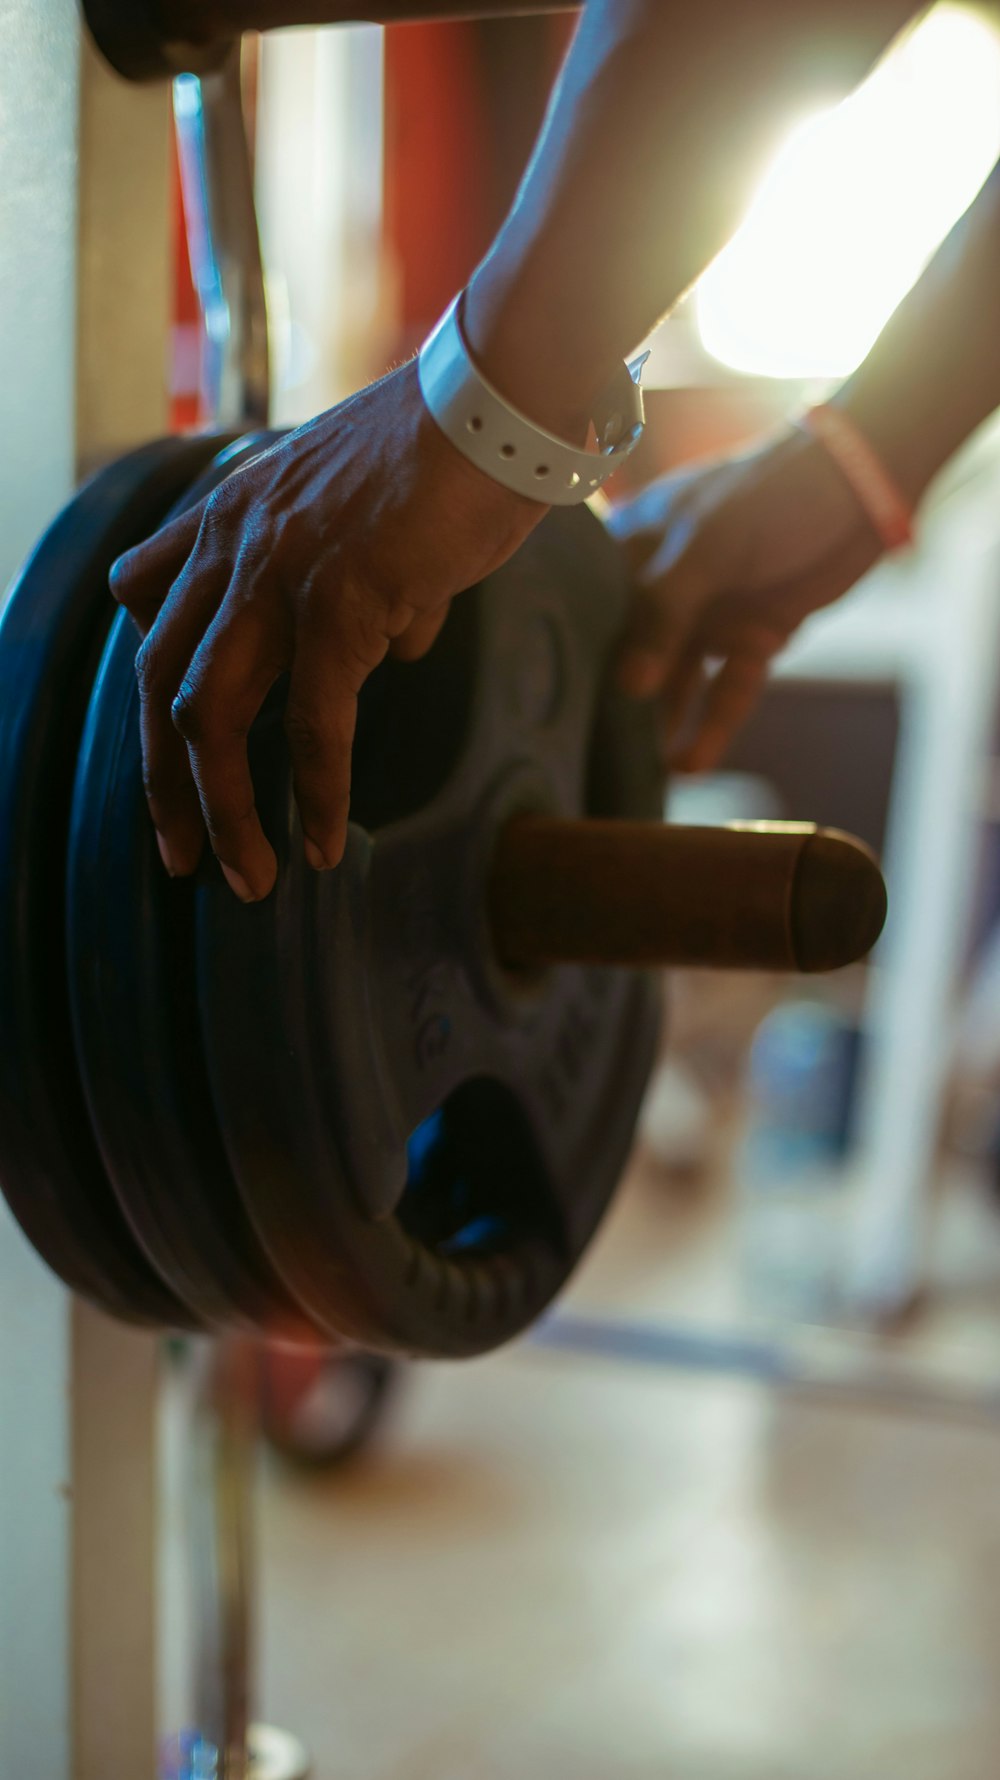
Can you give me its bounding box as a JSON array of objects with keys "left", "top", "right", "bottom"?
[{"left": 256, "top": 1096, "right": 1000, "bottom": 1780}]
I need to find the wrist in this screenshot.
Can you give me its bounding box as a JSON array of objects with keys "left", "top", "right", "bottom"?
[
  {"left": 406, "top": 358, "right": 540, "bottom": 518},
  {"left": 463, "top": 257, "right": 610, "bottom": 448},
  {"left": 417, "top": 294, "right": 645, "bottom": 509},
  {"left": 834, "top": 381, "right": 952, "bottom": 511},
  {"left": 800, "top": 402, "right": 915, "bottom": 553}
]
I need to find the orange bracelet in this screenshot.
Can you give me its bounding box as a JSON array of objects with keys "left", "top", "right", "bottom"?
[{"left": 800, "top": 403, "right": 914, "bottom": 552}]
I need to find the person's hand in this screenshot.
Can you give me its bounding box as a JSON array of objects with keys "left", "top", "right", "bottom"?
[
  {"left": 608, "top": 425, "right": 886, "bottom": 772},
  {"left": 110, "top": 360, "right": 543, "bottom": 901}
]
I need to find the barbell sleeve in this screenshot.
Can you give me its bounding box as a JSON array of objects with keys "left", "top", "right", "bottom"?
[
  {"left": 83, "top": 0, "right": 579, "bottom": 81},
  {"left": 173, "top": 0, "right": 575, "bottom": 28},
  {"left": 488, "top": 817, "right": 888, "bottom": 974}
]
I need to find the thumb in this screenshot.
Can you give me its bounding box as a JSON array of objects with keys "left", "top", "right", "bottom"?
[{"left": 673, "top": 651, "right": 771, "bottom": 775}]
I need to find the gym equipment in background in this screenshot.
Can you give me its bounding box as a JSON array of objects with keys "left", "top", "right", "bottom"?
[{"left": 0, "top": 432, "right": 885, "bottom": 1354}]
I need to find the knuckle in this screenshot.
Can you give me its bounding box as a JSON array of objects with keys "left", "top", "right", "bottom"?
[
  {"left": 346, "top": 643, "right": 376, "bottom": 685},
  {"left": 336, "top": 583, "right": 391, "bottom": 675},
  {"left": 202, "top": 486, "right": 229, "bottom": 528},
  {"left": 188, "top": 492, "right": 230, "bottom": 564},
  {"left": 204, "top": 797, "right": 254, "bottom": 847},
  {"left": 284, "top": 707, "right": 334, "bottom": 767},
  {"left": 133, "top": 639, "right": 162, "bottom": 698},
  {"left": 358, "top": 591, "right": 393, "bottom": 656},
  {"left": 109, "top": 552, "right": 140, "bottom": 607},
  {"left": 170, "top": 681, "right": 207, "bottom": 741}
]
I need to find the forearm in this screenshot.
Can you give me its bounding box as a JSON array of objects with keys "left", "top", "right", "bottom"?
[
  {"left": 464, "top": 0, "right": 922, "bottom": 434},
  {"left": 837, "top": 157, "right": 1000, "bottom": 504}
]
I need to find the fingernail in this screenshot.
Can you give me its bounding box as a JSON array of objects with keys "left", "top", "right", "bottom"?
[
  {"left": 156, "top": 831, "right": 178, "bottom": 878},
  {"left": 303, "top": 837, "right": 329, "bottom": 872},
  {"left": 617, "top": 652, "right": 664, "bottom": 698},
  {"left": 221, "top": 863, "right": 256, "bottom": 903}
]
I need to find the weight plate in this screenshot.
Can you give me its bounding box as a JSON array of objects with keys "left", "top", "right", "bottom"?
[
  {"left": 199, "top": 504, "right": 663, "bottom": 1357},
  {"left": 0, "top": 435, "right": 225, "bottom": 1322},
  {"left": 68, "top": 434, "right": 310, "bottom": 1333}
]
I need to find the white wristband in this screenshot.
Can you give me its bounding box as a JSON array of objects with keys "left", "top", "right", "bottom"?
[{"left": 417, "top": 294, "right": 647, "bottom": 506}]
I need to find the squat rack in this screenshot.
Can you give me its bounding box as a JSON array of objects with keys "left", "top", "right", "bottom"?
[{"left": 0, "top": 8, "right": 576, "bottom": 1777}]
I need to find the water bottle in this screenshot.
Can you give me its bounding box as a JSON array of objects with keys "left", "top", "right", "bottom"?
[{"left": 738, "top": 999, "right": 860, "bottom": 1320}]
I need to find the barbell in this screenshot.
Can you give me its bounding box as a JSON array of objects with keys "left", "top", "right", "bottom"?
[
  {"left": 83, "top": 1, "right": 582, "bottom": 82},
  {"left": 0, "top": 433, "right": 886, "bottom": 1356}
]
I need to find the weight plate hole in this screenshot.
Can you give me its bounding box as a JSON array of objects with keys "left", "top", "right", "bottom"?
[{"left": 400, "top": 1080, "right": 563, "bottom": 1262}]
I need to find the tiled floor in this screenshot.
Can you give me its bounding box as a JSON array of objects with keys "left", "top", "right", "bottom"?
[{"left": 256, "top": 1154, "right": 1000, "bottom": 1780}]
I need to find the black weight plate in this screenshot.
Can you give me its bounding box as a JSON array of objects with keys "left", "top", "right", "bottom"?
[
  {"left": 0, "top": 435, "right": 225, "bottom": 1323},
  {"left": 198, "top": 504, "right": 664, "bottom": 1358},
  {"left": 68, "top": 433, "right": 311, "bottom": 1334}
]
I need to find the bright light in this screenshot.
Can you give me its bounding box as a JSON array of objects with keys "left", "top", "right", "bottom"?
[{"left": 695, "top": 5, "right": 1000, "bottom": 381}]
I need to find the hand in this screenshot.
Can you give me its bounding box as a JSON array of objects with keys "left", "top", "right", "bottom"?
[
  {"left": 607, "top": 425, "right": 885, "bottom": 772},
  {"left": 110, "top": 360, "right": 543, "bottom": 900}
]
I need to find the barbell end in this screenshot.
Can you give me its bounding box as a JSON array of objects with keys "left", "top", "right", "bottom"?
[{"left": 790, "top": 828, "right": 888, "bottom": 973}]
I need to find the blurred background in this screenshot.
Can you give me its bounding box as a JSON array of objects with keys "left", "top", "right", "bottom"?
[{"left": 162, "top": 9, "right": 1000, "bottom": 1775}]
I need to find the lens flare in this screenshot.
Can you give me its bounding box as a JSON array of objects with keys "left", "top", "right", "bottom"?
[{"left": 696, "top": 5, "right": 1000, "bottom": 380}]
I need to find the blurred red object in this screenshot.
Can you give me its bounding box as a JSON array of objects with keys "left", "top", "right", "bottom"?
[
  {"left": 383, "top": 17, "right": 574, "bottom": 353},
  {"left": 169, "top": 126, "right": 202, "bottom": 433},
  {"left": 258, "top": 1342, "right": 398, "bottom": 1468}
]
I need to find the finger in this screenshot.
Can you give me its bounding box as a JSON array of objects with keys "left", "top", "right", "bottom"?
[
  {"left": 388, "top": 602, "right": 450, "bottom": 662},
  {"left": 694, "top": 612, "right": 789, "bottom": 664},
  {"left": 132, "top": 549, "right": 232, "bottom": 876},
  {"left": 673, "top": 654, "right": 770, "bottom": 775},
  {"left": 615, "top": 589, "right": 682, "bottom": 697},
  {"left": 661, "top": 614, "right": 788, "bottom": 766},
  {"left": 171, "top": 600, "right": 284, "bottom": 901},
  {"left": 285, "top": 599, "right": 388, "bottom": 870},
  {"left": 136, "top": 644, "right": 206, "bottom": 878},
  {"left": 659, "top": 648, "right": 707, "bottom": 760},
  {"left": 605, "top": 510, "right": 666, "bottom": 579},
  {"left": 615, "top": 550, "right": 707, "bottom": 699},
  {"left": 110, "top": 504, "right": 204, "bottom": 633}
]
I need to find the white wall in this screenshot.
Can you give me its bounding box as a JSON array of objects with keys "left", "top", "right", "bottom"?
[{"left": 255, "top": 23, "right": 386, "bottom": 425}]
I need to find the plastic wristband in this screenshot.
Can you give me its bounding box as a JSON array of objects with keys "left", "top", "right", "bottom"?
[
  {"left": 799, "top": 403, "right": 914, "bottom": 551},
  {"left": 418, "top": 293, "right": 647, "bottom": 506}
]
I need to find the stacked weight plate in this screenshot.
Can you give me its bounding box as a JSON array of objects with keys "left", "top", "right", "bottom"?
[
  {"left": 0, "top": 435, "right": 231, "bottom": 1326},
  {"left": 0, "top": 434, "right": 663, "bottom": 1356}
]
